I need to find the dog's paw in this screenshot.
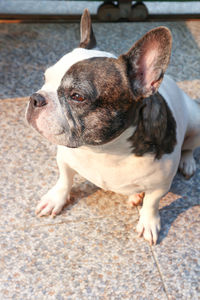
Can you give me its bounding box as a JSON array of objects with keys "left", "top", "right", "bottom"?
[
  {"left": 179, "top": 150, "right": 196, "bottom": 179},
  {"left": 136, "top": 209, "right": 161, "bottom": 245},
  {"left": 35, "top": 188, "right": 69, "bottom": 217},
  {"left": 128, "top": 192, "right": 145, "bottom": 207}
]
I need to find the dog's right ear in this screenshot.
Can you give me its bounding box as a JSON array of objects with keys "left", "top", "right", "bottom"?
[{"left": 79, "top": 9, "right": 97, "bottom": 49}]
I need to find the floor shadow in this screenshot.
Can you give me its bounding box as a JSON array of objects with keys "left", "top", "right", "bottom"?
[
  {"left": 157, "top": 148, "right": 200, "bottom": 243},
  {"left": 157, "top": 175, "right": 200, "bottom": 243},
  {"left": 61, "top": 180, "right": 100, "bottom": 213},
  {"left": 158, "top": 200, "right": 198, "bottom": 244}
]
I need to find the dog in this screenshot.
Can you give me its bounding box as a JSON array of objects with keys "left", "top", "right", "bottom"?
[{"left": 26, "top": 9, "right": 200, "bottom": 245}]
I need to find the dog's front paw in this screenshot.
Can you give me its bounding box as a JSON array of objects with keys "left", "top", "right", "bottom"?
[
  {"left": 136, "top": 209, "right": 161, "bottom": 245},
  {"left": 35, "top": 188, "right": 69, "bottom": 217},
  {"left": 179, "top": 150, "right": 196, "bottom": 179}
]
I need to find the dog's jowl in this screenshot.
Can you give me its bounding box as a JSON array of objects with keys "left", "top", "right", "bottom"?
[{"left": 26, "top": 9, "right": 200, "bottom": 245}]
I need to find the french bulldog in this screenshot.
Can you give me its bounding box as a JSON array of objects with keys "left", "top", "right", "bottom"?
[{"left": 26, "top": 9, "right": 200, "bottom": 245}]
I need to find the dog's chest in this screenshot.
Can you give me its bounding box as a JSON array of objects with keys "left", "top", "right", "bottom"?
[{"left": 58, "top": 144, "right": 173, "bottom": 196}]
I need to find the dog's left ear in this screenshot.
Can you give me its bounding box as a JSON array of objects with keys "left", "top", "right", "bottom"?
[
  {"left": 79, "top": 9, "right": 97, "bottom": 49},
  {"left": 120, "top": 27, "right": 172, "bottom": 98}
]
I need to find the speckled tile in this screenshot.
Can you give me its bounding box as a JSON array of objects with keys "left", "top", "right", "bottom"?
[
  {"left": 159, "top": 147, "right": 200, "bottom": 210},
  {"left": 155, "top": 146, "right": 200, "bottom": 300},
  {"left": 0, "top": 99, "right": 56, "bottom": 229},
  {"left": 153, "top": 206, "right": 200, "bottom": 300},
  {"left": 0, "top": 21, "right": 200, "bottom": 99},
  {"left": 186, "top": 21, "right": 200, "bottom": 48},
  {"left": 1, "top": 223, "right": 168, "bottom": 300}
]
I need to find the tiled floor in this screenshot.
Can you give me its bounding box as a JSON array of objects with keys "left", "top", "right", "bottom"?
[{"left": 0, "top": 18, "right": 200, "bottom": 299}]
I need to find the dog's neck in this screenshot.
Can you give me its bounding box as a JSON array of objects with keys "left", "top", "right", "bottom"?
[
  {"left": 73, "top": 91, "right": 176, "bottom": 159},
  {"left": 79, "top": 126, "right": 135, "bottom": 156}
]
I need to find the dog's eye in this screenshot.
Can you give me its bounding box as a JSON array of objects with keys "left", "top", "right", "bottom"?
[{"left": 70, "top": 93, "right": 85, "bottom": 102}]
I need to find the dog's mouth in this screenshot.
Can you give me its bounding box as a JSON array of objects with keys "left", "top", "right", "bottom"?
[{"left": 26, "top": 105, "right": 82, "bottom": 148}]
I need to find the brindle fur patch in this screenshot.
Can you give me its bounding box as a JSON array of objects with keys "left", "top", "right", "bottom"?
[{"left": 129, "top": 92, "right": 177, "bottom": 159}]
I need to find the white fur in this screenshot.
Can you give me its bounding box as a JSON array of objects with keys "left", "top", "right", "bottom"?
[
  {"left": 35, "top": 47, "right": 200, "bottom": 245},
  {"left": 42, "top": 48, "right": 116, "bottom": 92}
]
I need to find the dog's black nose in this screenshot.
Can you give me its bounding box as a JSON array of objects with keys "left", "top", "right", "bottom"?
[{"left": 30, "top": 93, "right": 47, "bottom": 108}]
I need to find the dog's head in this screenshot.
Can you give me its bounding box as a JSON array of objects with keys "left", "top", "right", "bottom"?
[{"left": 26, "top": 9, "right": 172, "bottom": 148}]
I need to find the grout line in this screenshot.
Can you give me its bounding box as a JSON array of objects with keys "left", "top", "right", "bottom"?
[
  {"left": 150, "top": 247, "right": 170, "bottom": 300},
  {"left": 136, "top": 205, "right": 170, "bottom": 299}
]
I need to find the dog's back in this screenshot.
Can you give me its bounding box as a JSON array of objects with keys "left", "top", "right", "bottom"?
[{"left": 159, "top": 75, "right": 200, "bottom": 150}]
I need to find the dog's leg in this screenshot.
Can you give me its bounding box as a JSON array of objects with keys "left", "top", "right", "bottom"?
[
  {"left": 179, "top": 131, "right": 200, "bottom": 179},
  {"left": 35, "top": 151, "right": 76, "bottom": 217},
  {"left": 179, "top": 100, "right": 200, "bottom": 179},
  {"left": 179, "top": 149, "right": 197, "bottom": 179},
  {"left": 136, "top": 188, "right": 168, "bottom": 245}
]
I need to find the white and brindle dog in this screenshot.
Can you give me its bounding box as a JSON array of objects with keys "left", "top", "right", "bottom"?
[{"left": 26, "top": 9, "right": 200, "bottom": 245}]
